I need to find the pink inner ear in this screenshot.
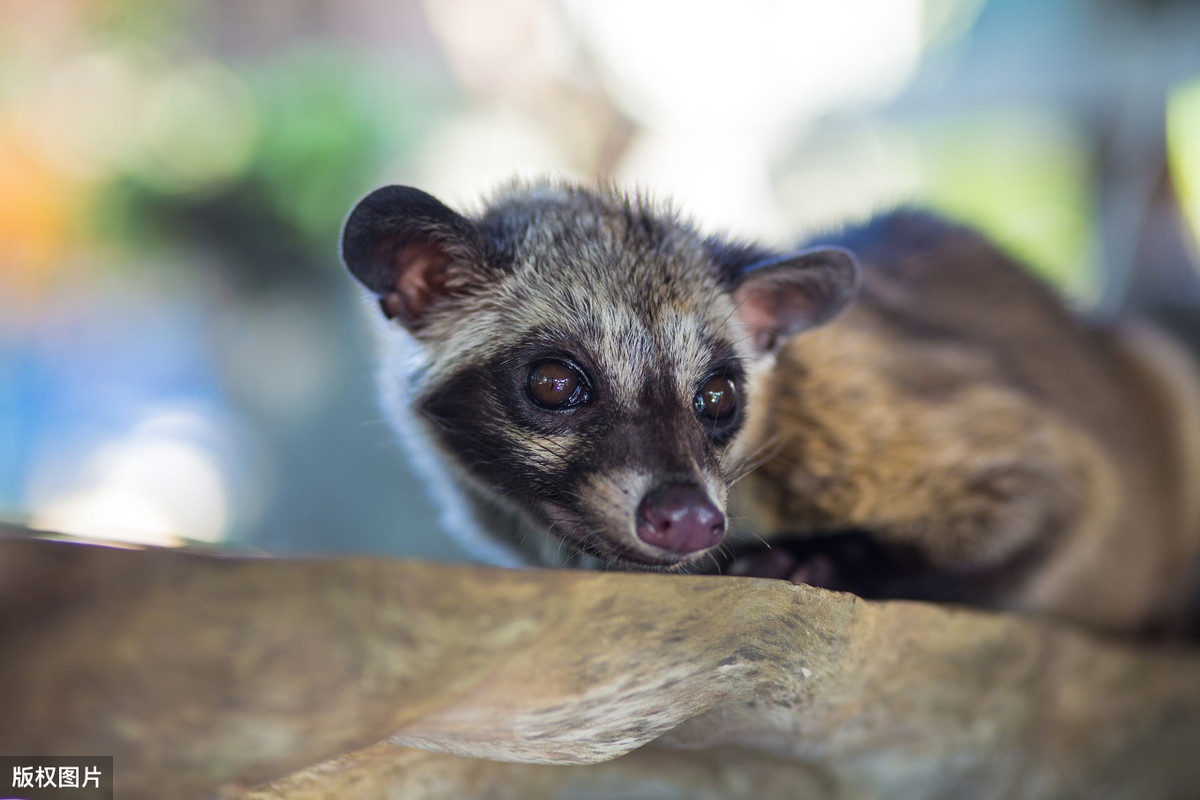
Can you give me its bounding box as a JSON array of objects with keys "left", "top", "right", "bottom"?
[
  {"left": 730, "top": 247, "right": 858, "bottom": 354},
  {"left": 737, "top": 287, "right": 780, "bottom": 349},
  {"left": 385, "top": 240, "right": 453, "bottom": 328},
  {"left": 736, "top": 285, "right": 800, "bottom": 353}
]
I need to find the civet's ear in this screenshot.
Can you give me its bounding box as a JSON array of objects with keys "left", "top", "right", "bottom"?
[
  {"left": 734, "top": 247, "right": 860, "bottom": 354},
  {"left": 341, "top": 185, "right": 492, "bottom": 334}
]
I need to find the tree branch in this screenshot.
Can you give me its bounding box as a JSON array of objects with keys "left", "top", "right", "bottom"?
[{"left": 2, "top": 534, "right": 1198, "bottom": 799}]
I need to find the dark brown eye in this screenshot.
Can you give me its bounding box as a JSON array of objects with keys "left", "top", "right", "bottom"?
[
  {"left": 527, "top": 360, "right": 587, "bottom": 409},
  {"left": 695, "top": 375, "right": 737, "bottom": 420}
]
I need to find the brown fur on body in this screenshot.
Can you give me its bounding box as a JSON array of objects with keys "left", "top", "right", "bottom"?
[
  {"left": 342, "top": 182, "right": 1200, "bottom": 634},
  {"left": 733, "top": 213, "right": 1200, "bottom": 631}
]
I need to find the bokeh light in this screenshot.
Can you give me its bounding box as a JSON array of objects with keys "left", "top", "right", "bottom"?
[{"left": 1169, "top": 77, "right": 1200, "bottom": 261}]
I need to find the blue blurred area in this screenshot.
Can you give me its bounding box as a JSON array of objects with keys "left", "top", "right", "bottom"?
[
  {"left": 0, "top": 291, "right": 209, "bottom": 492},
  {"left": 0, "top": 269, "right": 454, "bottom": 557},
  {"left": 0, "top": 341, "right": 39, "bottom": 511}
]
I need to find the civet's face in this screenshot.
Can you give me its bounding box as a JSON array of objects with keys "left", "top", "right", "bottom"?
[{"left": 342, "top": 183, "right": 858, "bottom": 568}]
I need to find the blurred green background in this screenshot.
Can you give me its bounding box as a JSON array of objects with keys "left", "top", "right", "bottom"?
[{"left": 1, "top": 0, "right": 1198, "bottom": 558}]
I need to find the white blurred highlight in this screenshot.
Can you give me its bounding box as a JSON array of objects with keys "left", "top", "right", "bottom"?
[
  {"left": 30, "top": 409, "right": 233, "bottom": 547},
  {"left": 419, "top": 0, "right": 927, "bottom": 240},
  {"left": 566, "top": 0, "right": 922, "bottom": 127},
  {"left": 575, "top": 0, "right": 922, "bottom": 238}
]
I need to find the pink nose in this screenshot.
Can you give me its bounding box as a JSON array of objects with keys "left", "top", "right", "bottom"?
[{"left": 636, "top": 484, "right": 725, "bottom": 554}]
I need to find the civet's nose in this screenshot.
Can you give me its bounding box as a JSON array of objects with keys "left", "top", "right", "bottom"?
[{"left": 636, "top": 484, "right": 725, "bottom": 554}]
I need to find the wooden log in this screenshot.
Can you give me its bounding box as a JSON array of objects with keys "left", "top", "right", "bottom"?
[
  {"left": 235, "top": 742, "right": 837, "bottom": 800},
  {"left": 1, "top": 534, "right": 1199, "bottom": 799}
]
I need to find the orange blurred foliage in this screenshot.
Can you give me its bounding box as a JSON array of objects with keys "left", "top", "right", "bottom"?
[{"left": 0, "top": 124, "right": 87, "bottom": 300}]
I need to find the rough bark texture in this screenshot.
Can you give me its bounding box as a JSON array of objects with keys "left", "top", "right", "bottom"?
[{"left": 2, "top": 533, "right": 1199, "bottom": 799}]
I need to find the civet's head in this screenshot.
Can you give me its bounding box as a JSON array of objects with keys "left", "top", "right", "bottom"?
[{"left": 342, "top": 183, "right": 858, "bottom": 569}]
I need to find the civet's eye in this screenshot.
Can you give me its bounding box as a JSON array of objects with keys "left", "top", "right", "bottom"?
[
  {"left": 695, "top": 374, "right": 737, "bottom": 421},
  {"left": 527, "top": 360, "right": 589, "bottom": 409}
]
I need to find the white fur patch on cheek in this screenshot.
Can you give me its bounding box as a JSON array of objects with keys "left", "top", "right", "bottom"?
[
  {"left": 699, "top": 469, "right": 729, "bottom": 508},
  {"left": 509, "top": 429, "right": 582, "bottom": 472}
]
